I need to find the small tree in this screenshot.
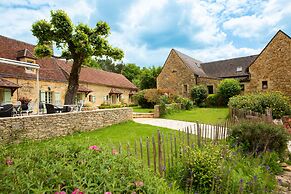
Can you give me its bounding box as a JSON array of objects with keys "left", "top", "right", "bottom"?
[
  {"left": 217, "top": 79, "right": 241, "bottom": 106},
  {"left": 191, "top": 85, "right": 208, "bottom": 106},
  {"left": 32, "top": 10, "right": 123, "bottom": 104}
]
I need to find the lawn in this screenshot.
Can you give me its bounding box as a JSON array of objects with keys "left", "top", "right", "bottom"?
[
  {"left": 162, "top": 107, "right": 229, "bottom": 124},
  {"left": 132, "top": 106, "right": 154, "bottom": 113},
  {"left": 6, "top": 121, "right": 175, "bottom": 151}
]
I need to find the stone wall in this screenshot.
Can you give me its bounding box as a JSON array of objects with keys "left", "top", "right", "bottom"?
[
  {"left": 197, "top": 77, "right": 221, "bottom": 93},
  {"left": 157, "top": 49, "right": 197, "bottom": 98},
  {"left": 0, "top": 108, "right": 132, "bottom": 144},
  {"left": 246, "top": 31, "right": 291, "bottom": 98}
]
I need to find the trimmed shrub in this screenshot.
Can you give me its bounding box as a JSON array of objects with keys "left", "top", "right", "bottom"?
[
  {"left": 190, "top": 85, "right": 208, "bottom": 106},
  {"left": 99, "top": 104, "right": 125, "bottom": 109},
  {"left": 132, "top": 90, "right": 155, "bottom": 108},
  {"left": 228, "top": 121, "right": 288, "bottom": 158},
  {"left": 217, "top": 79, "right": 241, "bottom": 106},
  {"left": 228, "top": 92, "right": 291, "bottom": 118},
  {"left": 175, "top": 96, "right": 194, "bottom": 110},
  {"left": 206, "top": 94, "right": 219, "bottom": 107},
  {"left": 133, "top": 89, "right": 175, "bottom": 108}
]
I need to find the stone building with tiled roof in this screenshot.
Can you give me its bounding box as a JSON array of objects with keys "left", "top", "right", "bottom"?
[
  {"left": 157, "top": 30, "right": 291, "bottom": 98},
  {"left": 0, "top": 35, "right": 137, "bottom": 109}
]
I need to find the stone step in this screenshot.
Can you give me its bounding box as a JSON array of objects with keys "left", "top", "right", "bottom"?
[{"left": 133, "top": 112, "right": 154, "bottom": 118}]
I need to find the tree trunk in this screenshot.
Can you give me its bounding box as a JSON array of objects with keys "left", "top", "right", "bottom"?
[{"left": 64, "top": 59, "right": 82, "bottom": 105}]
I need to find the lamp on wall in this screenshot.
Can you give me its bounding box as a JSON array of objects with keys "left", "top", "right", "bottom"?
[{"left": 48, "top": 86, "right": 51, "bottom": 91}]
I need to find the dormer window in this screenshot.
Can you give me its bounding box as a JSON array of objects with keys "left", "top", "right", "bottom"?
[
  {"left": 236, "top": 66, "right": 242, "bottom": 72},
  {"left": 25, "top": 67, "right": 36, "bottom": 74},
  {"left": 16, "top": 49, "right": 36, "bottom": 64}
]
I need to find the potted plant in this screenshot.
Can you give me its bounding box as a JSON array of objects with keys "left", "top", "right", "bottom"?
[{"left": 18, "top": 97, "right": 32, "bottom": 111}]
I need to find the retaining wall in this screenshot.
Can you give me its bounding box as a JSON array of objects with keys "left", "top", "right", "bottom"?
[{"left": 0, "top": 108, "right": 132, "bottom": 144}]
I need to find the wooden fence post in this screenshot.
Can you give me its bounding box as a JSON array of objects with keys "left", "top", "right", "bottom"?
[
  {"left": 152, "top": 135, "right": 157, "bottom": 174},
  {"left": 146, "top": 137, "right": 150, "bottom": 168},
  {"left": 196, "top": 121, "right": 201, "bottom": 148},
  {"left": 158, "top": 130, "right": 163, "bottom": 176}
]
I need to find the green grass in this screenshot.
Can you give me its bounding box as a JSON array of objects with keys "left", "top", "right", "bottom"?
[
  {"left": 132, "top": 106, "right": 154, "bottom": 113},
  {"left": 5, "top": 121, "right": 178, "bottom": 151},
  {"left": 162, "top": 107, "right": 229, "bottom": 124}
]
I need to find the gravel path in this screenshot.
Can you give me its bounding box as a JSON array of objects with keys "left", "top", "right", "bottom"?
[{"left": 133, "top": 118, "right": 227, "bottom": 139}]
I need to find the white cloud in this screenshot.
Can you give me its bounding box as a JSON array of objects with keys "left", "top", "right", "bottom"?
[
  {"left": 223, "top": 0, "right": 291, "bottom": 38},
  {"left": 0, "top": 0, "right": 96, "bottom": 43}
]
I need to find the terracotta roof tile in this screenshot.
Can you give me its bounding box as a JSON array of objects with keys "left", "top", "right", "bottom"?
[
  {"left": 0, "top": 35, "right": 67, "bottom": 82},
  {"left": 0, "top": 35, "right": 138, "bottom": 90},
  {"left": 0, "top": 77, "right": 20, "bottom": 88},
  {"left": 57, "top": 60, "right": 138, "bottom": 90},
  {"left": 78, "top": 85, "right": 93, "bottom": 93}
]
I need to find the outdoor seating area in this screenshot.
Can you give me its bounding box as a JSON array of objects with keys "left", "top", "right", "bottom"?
[{"left": 0, "top": 101, "right": 84, "bottom": 117}]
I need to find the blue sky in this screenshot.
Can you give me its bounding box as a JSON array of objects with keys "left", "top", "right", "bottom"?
[{"left": 0, "top": 0, "right": 290, "bottom": 67}]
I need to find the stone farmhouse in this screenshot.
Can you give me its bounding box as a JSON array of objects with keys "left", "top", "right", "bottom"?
[
  {"left": 157, "top": 30, "right": 291, "bottom": 98},
  {"left": 0, "top": 35, "right": 137, "bottom": 110}
]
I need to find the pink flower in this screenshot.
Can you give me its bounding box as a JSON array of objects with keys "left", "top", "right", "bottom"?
[
  {"left": 132, "top": 192, "right": 137, "bottom": 194},
  {"left": 134, "top": 181, "right": 144, "bottom": 187},
  {"left": 104, "top": 192, "right": 112, "bottom": 194},
  {"left": 5, "top": 159, "right": 13, "bottom": 166},
  {"left": 88, "top": 145, "right": 101, "bottom": 151},
  {"left": 112, "top": 149, "right": 118, "bottom": 155},
  {"left": 55, "top": 192, "right": 66, "bottom": 194},
  {"left": 72, "top": 188, "right": 84, "bottom": 194}
]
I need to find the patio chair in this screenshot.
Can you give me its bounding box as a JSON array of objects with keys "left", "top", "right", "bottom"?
[
  {"left": 62, "top": 106, "right": 72, "bottom": 113},
  {"left": 0, "top": 104, "right": 14, "bottom": 117},
  {"left": 21, "top": 102, "right": 34, "bottom": 116},
  {"left": 45, "top": 103, "right": 56, "bottom": 114}
]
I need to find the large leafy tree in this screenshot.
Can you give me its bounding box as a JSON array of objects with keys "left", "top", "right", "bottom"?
[
  {"left": 90, "top": 58, "right": 124, "bottom": 73},
  {"left": 139, "top": 66, "right": 162, "bottom": 90},
  {"left": 32, "top": 10, "right": 123, "bottom": 104},
  {"left": 121, "top": 63, "right": 141, "bottom": 82}
]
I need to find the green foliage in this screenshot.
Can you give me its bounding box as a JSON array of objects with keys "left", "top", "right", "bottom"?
[
  {"left": 217, "top": 79, "right": 241, "bottom": 106},
  {"left": 89, "top": 58, "right": 124, "bottom": 73},
  {"left": 228, "top": 121, "right": 289, "bottom": 157},
  {"left": 133, "top": 89, "right": 174, "bottom": 108},
  {"left": 139, "top": 66, "right": 162, "bottom": 90},
  {"left": 132, "top": 90, "right": 155, "bottom": 108},
  {"left": 190, "top": 85, "right": 208, "bottom": 106},
  {"left": 166, "top": 144, "right": 227, "bottom": 193},
  {"left": 0, "top": 144, "right": 173, "bottom": 193},
  {"left": 206, "top": 94, "right": 220, "bottom": 107},
  {"left": 228, "top": 92, "right": 291, "bottom": 118},
  {"left": 166, "top": 144, "right": 277, "bottom": 194},
  {"left": 175, "top": 96, "right": 194, "bottom": 110},
  {"left": 218, "top": 151, "right": 277, "bottom": 194},
  {"left": 32, "top": 9, "right": 123, "bottom": 104},
  {"left": 122, "top": 63, "right": 141, "bottom": 82}
]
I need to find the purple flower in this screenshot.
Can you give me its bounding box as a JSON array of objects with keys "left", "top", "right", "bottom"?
[{"left": 253, "top": 175, "right": 257, "bottom": 181}]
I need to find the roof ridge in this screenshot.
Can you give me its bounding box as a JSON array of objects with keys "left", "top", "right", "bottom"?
[
  {"left": 202, "top": 54, "right": 259, "bottom": 64},
  {"left": 0, "top": 35, "right": 36, "bottom": 48}
]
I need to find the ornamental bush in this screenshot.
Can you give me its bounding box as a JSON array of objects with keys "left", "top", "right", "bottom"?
[
  {"left": 190, "top": 85, "right": 208, "bottom": 106},
  {"left": 228, "top": 92, "right": 291, "bottom": 118},
  {"left": 175, "top": 96, "right": 194, "bottom": 110},
  {"left": 217, "top": 79, "right": 241, "bottom": 106},
  {"left": 228, "top": 121, "right": 289, "bottom": 158}
]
